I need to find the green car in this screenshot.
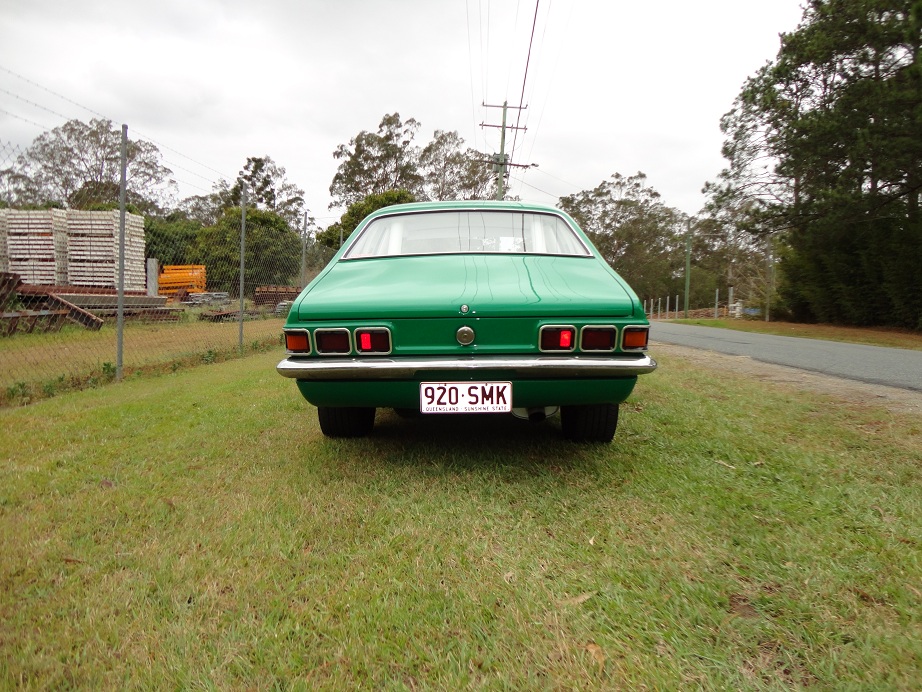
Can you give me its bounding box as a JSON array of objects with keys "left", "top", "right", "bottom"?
[{"left": 278, "top": 200, "right": 656, "bottom": 441}]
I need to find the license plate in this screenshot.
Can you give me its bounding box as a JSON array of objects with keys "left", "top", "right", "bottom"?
[{"left": 420, "top": 381, "right": 512, "bottom": 413}]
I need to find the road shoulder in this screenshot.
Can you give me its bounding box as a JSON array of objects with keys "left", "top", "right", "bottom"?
[{"left": 653, "top": 343, "right": 922, "bottom": 416}]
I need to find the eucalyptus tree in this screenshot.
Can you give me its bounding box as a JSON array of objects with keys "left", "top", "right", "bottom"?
[
  {"left": 419, "top": 130, "right": 495, "bottom": 201},
  {"left": 226, "top": 155, "right": 305, "bottom": 228},
  {"left": 194, "top": 207, "right": 301, "bottom": 295},
  {"left": 329, "top": 113, "right": 424, "bottom": 208},
  {"left": 330, "top": 115, "right": 499, "bottom": 208},
  {"left": 13, "top": 118, "right": 175, "bottom": 212},
  {"left": 178, "top": 156, "right": 305, "bottom": 229},
  {"left": 315, "top": 189, "right": 415, "bottom": 248},
  {"left": 559, "top": 172, "right": 686, "bottom": 302}
]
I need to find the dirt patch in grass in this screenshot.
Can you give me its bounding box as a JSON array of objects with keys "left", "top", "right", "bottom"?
[{"left": 652, "top": 343, "right": 922, "bottom": 415}]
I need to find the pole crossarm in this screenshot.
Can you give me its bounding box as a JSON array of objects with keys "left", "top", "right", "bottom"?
[
  {"left": 480, "top": 101, "right": 535, "bottom": 200},
  {"left": 482, "top": 102, "right": 527, "bottom": 110},
  {"left": 479, "top": 123, "right": 527, "bottom": 131}
]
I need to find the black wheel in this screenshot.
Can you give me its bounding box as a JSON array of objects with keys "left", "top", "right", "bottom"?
[
  {"left": 560, "top": 403, "right": 619, "bottom": 442},
  {"left": 317, "top": 406, "right": 376, "bottom": 438}
]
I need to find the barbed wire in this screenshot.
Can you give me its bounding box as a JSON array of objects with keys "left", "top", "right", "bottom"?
[{"left": 1, "top": 64, "right": 231, "bottom": 189}]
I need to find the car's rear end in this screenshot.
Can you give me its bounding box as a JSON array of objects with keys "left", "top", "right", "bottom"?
[{"left": 278, "top": 202, "right": 656, "bottom": 440}]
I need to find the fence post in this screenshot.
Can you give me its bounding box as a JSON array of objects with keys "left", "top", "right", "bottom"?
[
  {"left": 239, "top": 184, "right": 246, "bottom": 355},
  {"left": 116, "top": 123, "right": 127, "bottom": 381},
  {"left": 146, "top": 259, "right": 159, "bottom": 297},
  {"left": 715, "top": 288, "right": 719, "bottom": 319},
  {"left": 666, "top": 295, "right": 670, "bottom": 319},
  {"left": 301, "top": 212, "right": 308, "bottom": 288},
  {"left": 657, "top": 297, "right": 661, "bottom": 321}
]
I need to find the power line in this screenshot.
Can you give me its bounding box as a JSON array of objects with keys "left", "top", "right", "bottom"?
[
  {"left": 514, "top": 176, "right": 558, "bottom": 199},
  {"left": 131, "top": 131, "right": 228, "bottom": 181},
  {"left": 532, "top": 166, "right": 582, "bottom": 189},
  {"left": 466, "top": 0, "right": 480, "bottom": 145},
  {"left": 0, "top": 64, "right": 230, "bottom": 182},
  {"left": 0, "top": 86, "right": 71, "bottom": 124},
  {"left": 483, "top": 0, "right": 491, "bottom": 145},
  {"left": 519, "top": 0, "right": 566, "bottom": 169},
  {"left": 168, "top": 175, "right": 214, "bottom": 196},
  {"left": 159, "top": 156, "right": 220, "bottom": 186},
  {"left": 0, "top": 64, "right": 108, "bottom": 121},
  {"left": 0, "top": 106, "right": 53, "bottom": 132},
  {"left": 510, "top": 0, "right": 540, "bottom": 161}
]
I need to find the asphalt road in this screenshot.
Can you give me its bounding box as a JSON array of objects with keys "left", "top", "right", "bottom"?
[{"left": 650, "top": 322, "right": 922, "bottom": 393}]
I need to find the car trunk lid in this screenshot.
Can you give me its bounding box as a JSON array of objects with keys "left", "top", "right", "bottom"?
[{"left": 296, "top": 254, "right": 636, "bottom": 319}]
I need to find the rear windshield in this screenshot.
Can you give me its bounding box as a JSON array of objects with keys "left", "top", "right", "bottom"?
[{"left": 343, "top": 210, "right": 592, "bottom": 259}]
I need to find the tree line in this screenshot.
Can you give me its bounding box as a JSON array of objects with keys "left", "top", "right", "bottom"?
[
  {"left": 0, "top": 119, "right": 310, "bottom": 293},
  {"left": 3, "top": 0, "right": 918, "bottom": 329},
  {"left": 0, "top": 114, "right": 500, "bottom": 292},
  {"left": 0, "top": 112, "right": 796, "bottom": 315},
  {"left": 562, "top": 0, "right": 920, "bottom": 328},
  {"left": 707, "top": 0, "right": 922, "bottom": 330}
]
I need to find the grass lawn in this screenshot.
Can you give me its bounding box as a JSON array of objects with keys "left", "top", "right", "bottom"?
[
  {"left": 0, "top": 318, "right": 285, "bottom": 406},
  {"left": 1, "top": 348, "right": 920, "bottom": 688},
  {"left": 668, "top": 318, "right": 922, "bottom": 351}
]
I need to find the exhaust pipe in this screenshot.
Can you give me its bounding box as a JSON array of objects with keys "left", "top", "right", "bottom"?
[{"left": 527, "top": 407, "right": 546, "bottom": 423}]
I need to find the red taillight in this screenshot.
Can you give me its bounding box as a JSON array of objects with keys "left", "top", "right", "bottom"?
[
  {"left": 314, "top": 329, "right": 351, "bottom": 354},
  {"left": 581, "top": 326, "right": 617, "bottom": 351},
  {"left": 622, "top": 327, "right": 649, "bottom": 350},
  {"left": 540, "top": 326, "right": 576, "bottom": 352},
  {"left": 284, "top": 331, "right": 310, "bottom": 353},
  {"left": 355, "top": 328, "right": 391, "bottom": 354}
]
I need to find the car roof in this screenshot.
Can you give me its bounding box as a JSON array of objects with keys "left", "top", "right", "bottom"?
[{"left": 363, "top": 200, "right": 568, "bottom": 220}]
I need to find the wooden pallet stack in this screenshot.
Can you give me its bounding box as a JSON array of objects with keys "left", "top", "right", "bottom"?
[
  {"left": 0, "top": 209, "right": 145, "bottom": 290},
  {"left": 0, "top": 209, "right": 69, "bottom": 285},
  {"left": 67, "top": 211, "right": 145, "bottom": 290}
]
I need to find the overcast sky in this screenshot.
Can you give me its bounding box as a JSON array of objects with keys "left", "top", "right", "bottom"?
[{"left": 0, "top": 0, "right": 805, "bottom": 226}]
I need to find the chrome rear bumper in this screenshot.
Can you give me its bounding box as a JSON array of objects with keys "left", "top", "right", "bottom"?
[{"left": 277, "top": 354, "right": 657, "bottom": 380}]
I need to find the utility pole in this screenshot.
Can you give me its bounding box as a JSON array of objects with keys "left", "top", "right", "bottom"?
[
  {"left": 239, "top": 184, "right": 246, "bottom": 355},
  {"left": 481, "top": 101, "right": 531, "bottom": 200},
  {"left": 497, "top": 102, "right": 508, "bottom": 200},
  {"left": 684, "top": 217, "right": 692, "bottom": 318}
]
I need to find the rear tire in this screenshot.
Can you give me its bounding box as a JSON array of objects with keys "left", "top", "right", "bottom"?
[
  {"left": 317, "top": 406, "right": 376, "bottom": 438},
  {"left": 560, "top": 403, "right": 619, "bottom": 442}
]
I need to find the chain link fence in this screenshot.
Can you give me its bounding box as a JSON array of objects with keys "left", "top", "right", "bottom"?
[{"left": 1, "top": 134, "right": 334, "bottom": 406}]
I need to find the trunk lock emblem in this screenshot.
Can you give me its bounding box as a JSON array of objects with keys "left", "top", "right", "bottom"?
[{"left": 456, "top": 326, "right": 475, "bottom": 346}]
